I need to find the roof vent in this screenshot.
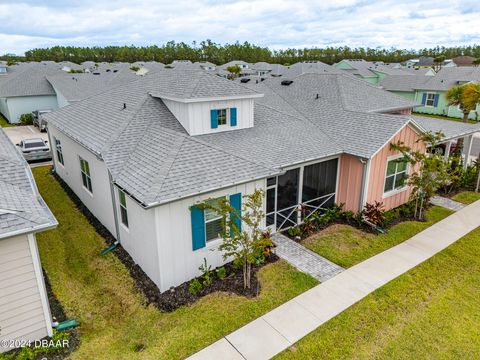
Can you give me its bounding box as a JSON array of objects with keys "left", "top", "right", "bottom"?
[
  {"left": 122, "top": 103, "right": 126, "bottom": 110},
  {"left": 113, "top": 70, "right": 118, "bottom": 73},
  {"left": 106, "top": 69, "right": 111, "bottom": 72},
  {"left": 315, "top": 93, "right": 319, "bottom": 99},
  {"left": 240, "top": 78, "right": 251, "bottom": 83},
  {"left": 93, "top": 72, "right": 100, "bottom": 75},
  {"left": 281, "top": 80, "right": 293, "bottom": 86}
]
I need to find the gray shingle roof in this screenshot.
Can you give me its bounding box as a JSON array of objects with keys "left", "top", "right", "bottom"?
[
  {"left": 0, "top": 63, "right": 58, "bottom": 97},
  {"left": 46, "top": 70, "right": 140, "bottom": 103},
  {"left": 379, "top": 74, "right": 431, "bottom": 92},
  {"left": 0, "top": 128, "right": 57, "bottom": 238},
  {"left": 243, "top": 73, "right": 415, "bottom": 158},
  {"left": 412, "top": 115, "right": 480, "bottom": 141},
  {"left": 416, "top": 67, "right": 480, "bottom": 91},
  {"left": 149, "top": 69, "right": 260, "bottom": 100}
]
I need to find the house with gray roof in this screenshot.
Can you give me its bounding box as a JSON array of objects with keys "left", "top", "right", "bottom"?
[
  {"left": 0, "top": 128, "right": 57, "bottom": 353},
  {"left": 0, "top": 62, "right": 60, "bottom": 123},
  {"left": 334, "top": 59, "right": 414, "bottom": 84},
  {"left": 380, "top": 67, "right": 480, "bottom": 120},
  {"left": 44, "top": 69, "right": 469, "bottom": 292}
]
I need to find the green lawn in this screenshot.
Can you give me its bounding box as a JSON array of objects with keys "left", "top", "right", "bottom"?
[
  {"left": 0, "top": 113, "right": 13, "bottom": 127},
  {"left": 27, "top": 167, "right": 317, "bottom": 360},
  {"left": 452, "top": 191, "right": 480, "bottom": 205},
  {"left": 302, "top": 206, "right": 453, "bottom": 268},
  {"left": 277, "top": 227, "right": 480, "bottom": 359},
  {"left": 412, "top": 112, "right": 478, "bottom": 124}
]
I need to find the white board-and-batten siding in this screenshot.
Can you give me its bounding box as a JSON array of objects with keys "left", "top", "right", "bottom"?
[
  {"left": 163, "top": 98, "right": 254, "bottom": 135},
  {"left": 154, "top": 179, "right": 266, "bottom": 291},
  {"left": 0, "top": 234, "right": 52, "bottom": 353}
]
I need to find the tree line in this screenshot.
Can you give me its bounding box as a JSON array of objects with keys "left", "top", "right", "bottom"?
[{"left": 3, "top": 40, "right": 480, "bottom": 65}]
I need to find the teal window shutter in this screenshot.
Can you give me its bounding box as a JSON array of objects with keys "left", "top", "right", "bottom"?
[
  {"left": 229, "top": 193, "right": 242, "bottom": 236},
  {"left": 230, "top": 108, "right": 237, "bottom": 127},
  {"left": 191, "top": 205, "right": 206, "bottom": 250},
  {"left": 421, "top": 93, "right": 427, "bottom": 105},
  {"left": 211, "top": 109, "right": 218, "bottom": 129},
  {"left": 433, "top": 94, "right": 439, "bottom": 107}
]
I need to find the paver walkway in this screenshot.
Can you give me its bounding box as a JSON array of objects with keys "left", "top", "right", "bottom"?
[
  {"left": 188, "top": 200, "right": 480, "bottom": 360},
  {"left": 431, "top": 195, "right": 465, "bottom": 212},
  {"left": 271, "top": 232, "right": 344, "bottom": 282}
]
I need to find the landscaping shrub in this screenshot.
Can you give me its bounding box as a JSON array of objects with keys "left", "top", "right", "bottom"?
[
  {"left": 188, "top": 278, "right": 202, "bottom": 295},
  {"left": 288, "top": 226, "right": 301, "bottom": 238},
  {"left": 363, "top": 201, "right": 386, "bottom": 226},
  {"left": 199, "top": 258, "right": 213, "bottom": 287},
  {"left": 129, "top": 65, "right": 140, "bottom": 72},
  {"left": 19, "top": 113, "right": 33, "bottom": 125},
  {"left": 460, "top": 165, "right": 478, "bottom": 189},
  {"left": 69, "top": 69, "right": 83, "bottom": 73},
  {"left": 216, "top": 267, "right": 227, "bottom": 280}
]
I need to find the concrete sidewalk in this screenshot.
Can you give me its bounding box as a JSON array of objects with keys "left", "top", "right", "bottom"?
[{"left": 188, "top": 200, "right": 480, "bottom": 360}]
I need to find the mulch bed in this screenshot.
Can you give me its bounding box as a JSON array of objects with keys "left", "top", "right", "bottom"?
[{"left": 51, "top": 170, "right": 277, "bottom": 312}]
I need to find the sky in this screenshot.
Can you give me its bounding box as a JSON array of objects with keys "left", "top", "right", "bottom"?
[{"left": 0, "top": 0, "right": 479, "bottom": 55}]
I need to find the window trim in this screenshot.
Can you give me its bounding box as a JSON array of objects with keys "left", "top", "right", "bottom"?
[
  {"left": 118, "top": 189, "right": 129, "bottom": 229},
  {"left": 216, "top": 108, "right": 228, "bottom": 126},
  {"left": 79, "top": 156, "right": 93, "bottom": 194},
  {"left": 383, "top": 154, "right": 409, "bottom": 198},
  {"left": 204, "top": 196, "right": 226, "bottom": 243},
  {"left": 54, "top": 137, "right": 64, "bottom": 166},
  {"left": 424, "top": 92, "right": 436, "bottom": 107}
]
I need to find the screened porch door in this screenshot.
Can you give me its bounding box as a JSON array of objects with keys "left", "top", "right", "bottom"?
[{"left": 266, "top": 158, "right": 338, "bottom": 231}]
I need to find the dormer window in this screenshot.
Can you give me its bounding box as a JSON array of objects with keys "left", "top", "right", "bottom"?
[
  {"left": 217, "top": 109, "right": 227, "bottom": 126},
  {"left": 210, "top": 108, "right": 237, "bottom": 129}
]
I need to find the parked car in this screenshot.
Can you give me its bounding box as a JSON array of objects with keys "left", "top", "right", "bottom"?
[
  {"left": 32, "top": 109, "right": 52, "bottom": 132},
  {"left": 16, "top": 138, "right": 52, "bottom": 162}
]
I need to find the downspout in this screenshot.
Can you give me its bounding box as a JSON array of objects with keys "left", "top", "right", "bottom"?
[
  {"left": 108, "top": 170, "right": 121, "bottom": 246},
  {"left": 359, "top": 158, "right": 370, "bottom": 212}
]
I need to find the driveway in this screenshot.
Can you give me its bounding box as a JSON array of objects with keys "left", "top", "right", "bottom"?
[
  {"left": 3, "top": 125, "right": 48, "bottom": 145},
  {"left": 3, "top": 125, "right": 52, "bottom": 166}
]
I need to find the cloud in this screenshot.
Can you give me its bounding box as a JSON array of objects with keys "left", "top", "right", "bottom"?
[{"left": 0, "top": 0, "right": 479, "bottom": 55}]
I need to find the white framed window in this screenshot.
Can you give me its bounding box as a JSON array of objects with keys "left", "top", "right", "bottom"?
[
  {"left": 79, "top": 156, "right": 92, "bottom": 193},
  {"left": 425, "top": 93, "right": 436, "bottom": 107},
  {"left": 54, "top": 137, "right": 64, "bottom": 165},
  {"left": 217, "top": 109, "right": 228, "bottom": 126},
  {"left": 204, "top": 197, "right": 225, "bottom": 242},
  {"left": 384, "top": 156, "right": 408, "bottom": 195},
  {"left": 118, "top": 189, "right": 128, "bottom": 228}
]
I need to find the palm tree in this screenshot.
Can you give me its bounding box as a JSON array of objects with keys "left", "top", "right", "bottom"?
[{"left": 445, "top": 84, "right": 478, "bottom": 155}]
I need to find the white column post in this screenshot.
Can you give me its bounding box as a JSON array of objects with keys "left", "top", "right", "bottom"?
[
  {"left": 444, "top": 140, "right": 452, "bottom": 159},
  {"left": 463, "top": 135, "right": 474, "bottom": 169}
]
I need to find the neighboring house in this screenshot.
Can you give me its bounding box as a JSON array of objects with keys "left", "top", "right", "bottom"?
[
  {"left": 0, "top": 63, "right": 7, "bottom": 75},
  {"left": 380, "top": 67, "right": 480, "bottom": 120},
  {"left": 44, "top": 69, "right": 434, "bottom": 293},
  {"left": 0, "top": 63, "right": 59, "bottom": 123},
  {"left": 334, "top": 59, "right": 413, "bottom": 84},
  {"left": 0, "top": 128, "right": 57, "bottom": 353},
  {"left": 218, "top": 61, "right": 254, "bottom": 77},
  {"left": 193, "top": 61, "right": 217, "bottom": 71}
]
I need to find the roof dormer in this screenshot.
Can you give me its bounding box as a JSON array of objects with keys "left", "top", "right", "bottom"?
[{"left": 149, "top": 70, "right": 262, "bottom": 136}]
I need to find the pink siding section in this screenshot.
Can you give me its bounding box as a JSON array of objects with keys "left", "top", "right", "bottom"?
[
  {"left": 336, "top": 154, "right": 364, "bottom": 212},
  {"left": 367, "top": 124, "right": 425, "bottom": 210}
]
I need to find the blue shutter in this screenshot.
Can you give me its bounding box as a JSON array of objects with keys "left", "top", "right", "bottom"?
[
  {"left": 421, "top": 93, "right": 427, "bottom": 105},
  {"left": 433, "top": 94, "right": 439, "bottom": 107},
  {"left": 210, "top": 109, "right": 218, "bottom": 129},
  {"left": 191, "top": 205, "right": 206, "bottom": 251},
  {"left": 230, "top": 108, "right": 237, "bottom": 127},
  {"left": 229, "top": 193, "right": 242, "bottom": 236}
]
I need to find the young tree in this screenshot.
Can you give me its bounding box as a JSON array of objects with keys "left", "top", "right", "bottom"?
[
  {"left": 390, "top": 131, "right": 452, "bottom": 220},
  {"left": 226, "top": 65, "right": 241, "bottom": 79},
  {"left": 200, "top": 189, "right": 272, "bottom": 289}
]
